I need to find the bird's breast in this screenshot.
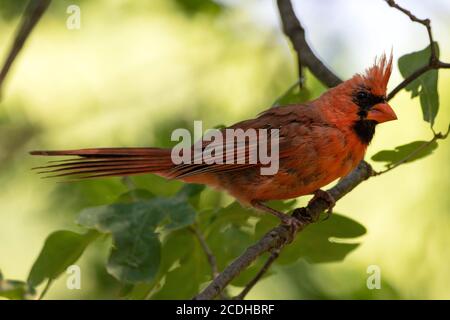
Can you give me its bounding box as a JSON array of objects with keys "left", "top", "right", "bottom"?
[{"left": 216, "top": 126, "right": 368, "bottom": 203}]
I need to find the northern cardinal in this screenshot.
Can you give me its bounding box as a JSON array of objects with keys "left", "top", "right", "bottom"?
[{"left": 31, "top": 54, "right": 396, "bottom": 225}]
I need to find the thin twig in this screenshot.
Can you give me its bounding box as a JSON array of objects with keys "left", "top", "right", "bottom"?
[
  {"left": 38, "top": 279, "right": 52, "bottom": 300},
  {"left": 385, "top": 0, "right": 435, "bottom": 58},
  {"left": 0, "top": 0, "right": 51, "bottom": 99},
  {"left": 380, "top": 0, "right": 450, "bottom": 175},
  {"left": 272, "top": 0, "right": 342, "bottom": 107},
  {"left": 271, "top": 78, "right": 301, "bottom": 107},
  {"left": 190, "top": 225, "right": 229, "bottom": 299},
  {"left": 189, "top": 225, "right": 220, "bottom": 279},
  {"left": 388, "top": 64, "right": 429, "bottom": 101},
  {"left": 438, "top": 61, "right": 450, "bottom": 68},
  {"left": 387, "top": 59, "right": 450, "bottom": 101},
  {"left": 277, "top": 0, "right": 342, "bottom": 88},
  {"left": 298, "top": 62, "right": 304, "bottom": 90},
  {"left": 374, "top": 124, "right": 450, "bottom": 175},
  {"left": 385, "top": 0, "right": 450, "bottom": 101},
  {"left": 233, "top": 249, "right": 281, "bottom": 300}
]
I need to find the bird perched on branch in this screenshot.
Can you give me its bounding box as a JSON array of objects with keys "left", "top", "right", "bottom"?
[{"left": 31, "top": 54, "right": 396, "bottom": 226}]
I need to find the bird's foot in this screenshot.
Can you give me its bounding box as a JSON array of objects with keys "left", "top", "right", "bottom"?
[
  {"left": 309, "top": 189, "right": 336, "bottom": 220},
  {"left": 292, "top": 207, "right": 314, "bottom": 224},
  {"left": 279, "top": 215, "right": 302, "bottom": 244},
  {"left": 278, "top": 207, "right": 317, "bottom": 243},
  {"left": 250, "top": 200, "right": 303, "bottom": 243}
]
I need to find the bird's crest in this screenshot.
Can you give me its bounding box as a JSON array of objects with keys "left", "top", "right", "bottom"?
[{"left": 360, "top": 52, "right": 393, "bottom": 96}]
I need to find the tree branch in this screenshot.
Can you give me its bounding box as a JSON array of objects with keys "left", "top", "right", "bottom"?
[
  {"left": 0, "top": 0, "right": 51, "bottom": 99},
  {"left": 385, "top": 0, "right": 436, "bottom": 57},
  {"left": 194, "top": 161, "right": 373, "bottom": 300},
  {"left": 233, "top": 248, "right": 280, "bottom": 300},
  {"left": 276, "top": 0, "right": 342, "bottom": 88},
  {"left": 189, "top": 225, "right": 220, "bottom": 279},
  {"left": 385, "top": 0, "right": 450, "bottom": 101}
]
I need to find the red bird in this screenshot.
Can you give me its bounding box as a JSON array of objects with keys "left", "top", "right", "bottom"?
[{"left": 31, "top": 55, "right": 396, "bottom": 225}]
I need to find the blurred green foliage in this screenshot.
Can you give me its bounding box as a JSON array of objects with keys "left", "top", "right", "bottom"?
[
  {"left": 0, "top": 0, "right": 87, "bottom": 21},
  {"left": 372, "top": 140, "right": 439, "bottom": 166},
  {"left": 0, "top": 0, "right": 449, "bottom": 300},
  {"left": 173, "top": 0, "right": 224, "bottom": 16},
  {"left": 0, "top": 270, "right": 35, "bottom": 300},
  {"left": 77, "top": 185, "right": 199, "bottom": 284},
  {"left": 0, "top": 0, "right": 28, "bottom": 21},
  {"left": 16, "top": 181, "right": 365, "bottom": 299},
  {"left": 27, "top": 230, "right": 99, "bottom": 288},
  {"left": 255, "top": 212, "right": 366, "bottom": 265},
  {"left": 398, "top": 43, "right": 440, "bottom": 126}
]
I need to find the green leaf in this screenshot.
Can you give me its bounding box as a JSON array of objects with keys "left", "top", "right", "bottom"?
[
  {"left": 202, "top": 202, "right": 256, "bottom": 271},
  {"left": 173, "top": 0, "right": 224, "bottom": 16},
  {"left": 176, "top": 183, "right": 205, "bottom": 208},
  {"left": 274, "top": 85, "right": 310, "bottom": 107},
  {"left": 0, "top": 279, "right": 35, "bottom": 300},
  {"left": 255, "top": 213, "right": 366, "bottom": 265},
  {"left": 398, "top": 43, "right": 440, "bottom": 125},
  {"left": 371, "top": 140, "right": 438, "bottom": 167},
  {"left": 0, "top": 0, "right": 27, "bottom": 21},
  {"left": 230, "top": 254, "right": 275, "bottom": 287},
  {"left": 176, "top": 183, "right": 205, "bottom": 199},
  {"left": 128, "top": 228, "right": 203, "bottom": 299},
  {"left": 207, "top": 223, "right": 254, "bottom": 272},
  {"left": 151, "top": 229, "right": 210, "bottom": 299},
  {"left": 200, "top": 200, "right": 296, "bottom": 286},
  {"left": 205, "top": 201, "right": 258, "bottom": 229},
  {"left": 77, "top": 196, "right": 197, "bottom": 284},
  {"left": 27, "top": 230, "right": 99, "bottom": 287},
  {"left": 0, "top": 271, "right": 36, "bottom": 300},
  {"left": 108, "top": 232, "right": 161, "bottom": 284},
  {"left": 115, "top": 189, "right": 155, "bottom": 203}
]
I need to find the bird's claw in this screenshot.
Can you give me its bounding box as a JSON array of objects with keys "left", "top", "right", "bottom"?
[
  {"left": 322, "top": 210, "right": 332, "bottom": 221},
  {"left": 279, "top": 207, "right": 317, "bottom": 243},
  {"left": 281, "top": 215, "right": 302, "bottom": 228},
  {"left": 280, "top": 215, "right": 302, "bottom": 243},
  {"left": 292, "top": 207, "right": 314, "bottom": 224},
  {"left": 310, "top": 189, "right": 335, "bottom": 220}
]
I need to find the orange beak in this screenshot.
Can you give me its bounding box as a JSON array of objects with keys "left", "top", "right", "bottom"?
[{"left": 367, "top": 103, "right": 397, "bottom": 123}]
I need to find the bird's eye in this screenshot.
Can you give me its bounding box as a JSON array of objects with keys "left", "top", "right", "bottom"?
[
  {"left": 353, "top": 89, "right": 384, "bottom": 110},
  {"left": 357, "top": 91, "right": 369, "bottom": 100}
]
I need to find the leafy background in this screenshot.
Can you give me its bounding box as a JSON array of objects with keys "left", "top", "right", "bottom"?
[{"left": 0, "top": 0, "right": 449, "bottom": 299}]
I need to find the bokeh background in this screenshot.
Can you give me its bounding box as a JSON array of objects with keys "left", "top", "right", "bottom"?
[{"left": 0, "top": 0, "right": 449, "bottom": 299}]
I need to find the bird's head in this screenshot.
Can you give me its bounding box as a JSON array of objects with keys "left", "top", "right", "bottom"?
[{"left": 322, "top": 53, "right": 397, "bottom": 144}]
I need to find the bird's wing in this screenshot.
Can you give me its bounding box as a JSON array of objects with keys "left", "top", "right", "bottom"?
[{"left": 169, "top": 104, "right": 327, "bottom": 179}]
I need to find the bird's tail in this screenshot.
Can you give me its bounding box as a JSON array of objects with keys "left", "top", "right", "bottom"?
[{"left": 30, "top": 147, "right": 175, "bottom": 179}]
